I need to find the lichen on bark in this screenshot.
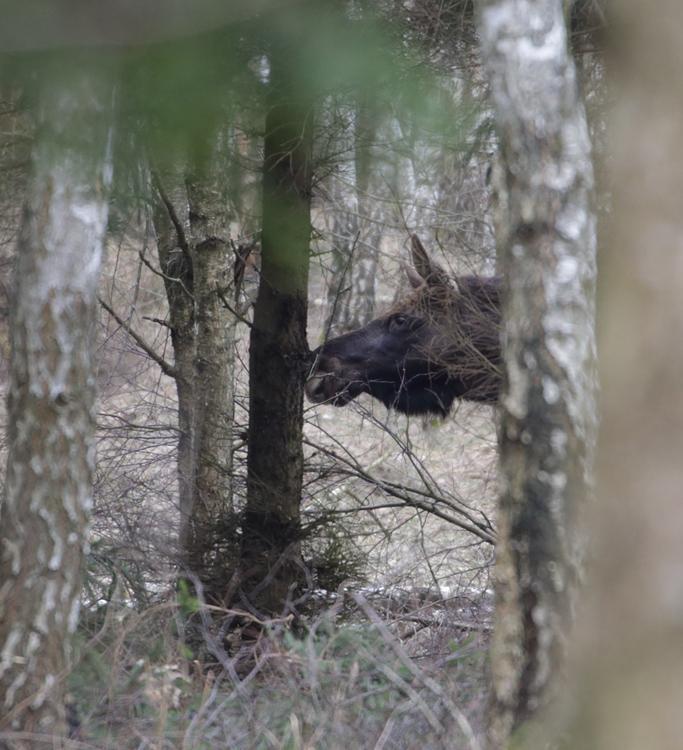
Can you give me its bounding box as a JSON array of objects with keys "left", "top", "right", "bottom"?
[
  {"left": 476, "top": 1, "right": 598, "bottom": 746},
  {"left": 0, "top": 63, "right": 112, "bottom": 739}
]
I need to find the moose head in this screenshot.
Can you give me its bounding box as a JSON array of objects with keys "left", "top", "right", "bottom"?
[{"left": 305, "top": 235, "right": 501, "bottom": 416}]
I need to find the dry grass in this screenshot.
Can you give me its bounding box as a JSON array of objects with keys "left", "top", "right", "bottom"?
[{"left": 60, "top": 589, "right": 490, "bottom": 750}]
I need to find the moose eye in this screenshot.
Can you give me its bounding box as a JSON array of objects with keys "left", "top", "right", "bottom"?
[{"left": 389, "top": 314, "right": 410, "bottom": 331}]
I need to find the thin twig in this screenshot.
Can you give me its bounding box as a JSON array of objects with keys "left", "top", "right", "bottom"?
[
  {"left": 303, "top": 435, "right": 496, "bottom": 544},
  {"left": 143, "top": 316, "right": 173, "bottom": 329},
  {"left": 150, "top": 168, "right": 190, "bottom": 258},
  {"left": 217, "top": 288, "right": 254, "bottom": 329},
  {"left": 98, "top": 296, "right": 177, "bottom": 379},
  {"left": 138, "top": 249, "right": 194, "bottom": 300},
  {"left": 354, "top": 592, "right": 482, "bottom": 750},
  {"left": 321, "top": 231, "right": 360, "bottom": 345}
]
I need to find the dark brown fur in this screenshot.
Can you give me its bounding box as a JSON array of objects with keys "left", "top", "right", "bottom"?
[{"left": 306, "top": 236, "right": 501, "bottom": 416}]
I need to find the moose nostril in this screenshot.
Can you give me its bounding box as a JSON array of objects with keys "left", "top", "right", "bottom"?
[
  {"left": 304, "top": 373, "right": 328, "bottom": 401},
  {"left": 306, "top": 354, "right": 349, "bottom": 403}
]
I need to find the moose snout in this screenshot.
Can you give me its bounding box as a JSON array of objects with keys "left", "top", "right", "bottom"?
[
  {"left": 305, "top": 354, "right": 359, "bottom": 405},
  {"left": 305, "top": 353, "right": 340, "bottom": 403},
  {"left": 304, "top": 372, "right": 329, "bottom": 403}
]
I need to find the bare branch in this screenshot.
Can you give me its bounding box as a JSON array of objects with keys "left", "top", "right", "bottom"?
[
  {"left": 142, "top": 316, "right": 172, "bottom": 329},
  {"left": 150, "top": 168, "right": 191, "bottom": 259},
  {"left": 98, "top": 296, "right": 177, "bottom": 379},
  {"left": 304, "top": 437, "right": 496, "bottom": 545},
  {"left": 138, "top": 249, "right": 194, "bottom": 300},
  {"left": 217, "top": 288, "right": 254, "bottom": 329}
]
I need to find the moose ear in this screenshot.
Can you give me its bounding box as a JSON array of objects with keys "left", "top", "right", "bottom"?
[
  {"left": 410, "top": 234, "right": 452, "bottom": 288},
  {"left": 410, "top": 234, "right": 433, "bottom": 280},
  {"left": 405, "top": 262, "right": 425, "bottom": 289}
]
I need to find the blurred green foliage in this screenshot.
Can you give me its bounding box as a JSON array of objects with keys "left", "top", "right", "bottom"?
[{"left": 1, "top": 1, "right": 476, "bottom": 175}]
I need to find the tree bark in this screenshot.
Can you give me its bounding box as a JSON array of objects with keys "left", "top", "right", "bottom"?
[
  {"left": 568, "top": 1, "right": 683, "bottom": 747},
  {"left": 0, "top": 89, "right": 30, "bottom": 374},
  {"left": 321, "top": 99, "right": 360, "bottom": 337},
  {"left": 320, "top": 52, "right": 381, "bottom": 336},
  {"left": 185, "top": 145, "right": 237, "bottom": 581},
  {"left": 0, "top": 65, "right": 112, "bottom": 741},
  {"left": 150, "top": 133, "right": 238, "bottom": 597},
  {"left": 476, "top": 1, "right": 597, "bottom": 747},
  {"left": 241, "top": 49, "right": 313, "bottom": 614},
  {"left": 152, "top": 178, "right": 197, "bottom": 565},
  {"left": 338, "top": 93, "right": 381, "bottom": 331}
]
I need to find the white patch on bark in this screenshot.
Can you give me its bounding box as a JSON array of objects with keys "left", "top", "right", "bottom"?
[
  {"left": 67, "top": 594, "right": 82, "bottom": 634},
  {"left": 551, "top": 428, "right": 568, "bottom": 456},
  {"left": 543, "top": 377, "right": 560, "bottom": 404},
  {"left": 47, "top": 530, "right": 64, "bottom": 571},
  {"left": 555, "top": 256, "right": 578, "bottom": 284},
  {"left": 4, "top": 540, "right": 21, "bottom": 576},
  {"left": 4, "top": 671, "right": 27, "bottom": 710},
  {"left": 0, "top": 628, "right": 23, "bottom": 680},
  {"left": 34, "top": 580, "right": 57, "bottom": 634},
  {"left": 25, "top": 632, "right": 41, "bottom": 660},
  {"left": 30, "top": 673, "right": 56, "bottom": 709},
  {"left": 503, "top": 356, "right": 529, "bottom": 419},
  {"left": 547, "top": 560, "right": 566, "bottom": 593}
]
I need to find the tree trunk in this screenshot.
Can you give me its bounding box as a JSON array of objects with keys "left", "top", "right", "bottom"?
[
  {"left": 338, "top": 94, "right": 381, "bottom": 331},
  {"left": 150, "top": 136, "right": 238, "bottom": 597},
  {"left": 476, "top": 2, "right": 597, "bottom": 747},
  {"left": 241, "top": 50, "right": 313, "bottom": 614},
  {"left": 319, "top": 68, "right": 381, "bottom": 336},
  {"left": 185, "top": 147, "right": 237, "bottom": 582},
  {"left": 569, "top": 1, "right": 683, "bottom": 747},
  {"left": 0, "top": 66, "right": 111, "bottom": 741},
  {"left": 0, "top": 89, "right": 30, "bottom": 377},
  {"left": 152, "top": 178, "right": 196, "bottom": 547},
  {"left": 321, "top": 100, "right": 360, "bottom": 338}
]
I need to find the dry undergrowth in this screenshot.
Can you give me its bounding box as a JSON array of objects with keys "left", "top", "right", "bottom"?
[{"left": 55, "top": 586, "right": 490, "bottom": 750}]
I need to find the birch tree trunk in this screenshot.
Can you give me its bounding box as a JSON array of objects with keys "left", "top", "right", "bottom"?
[
  {"left": 569, "top": 1, "right": 683, "bottom": 747},
  {"left": 0, "top": 66, "right": 112, "bottom": 741},
  {"left": 475, "top": 2, "right": 597, "bottom": 746},
  {"left": 241, "top": 49, "right": 313, "bottom": 614}
]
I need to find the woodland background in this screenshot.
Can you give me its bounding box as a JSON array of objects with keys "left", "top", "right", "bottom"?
[{"left": 1, "top": 1, "right": 682, "bottom": 749}]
